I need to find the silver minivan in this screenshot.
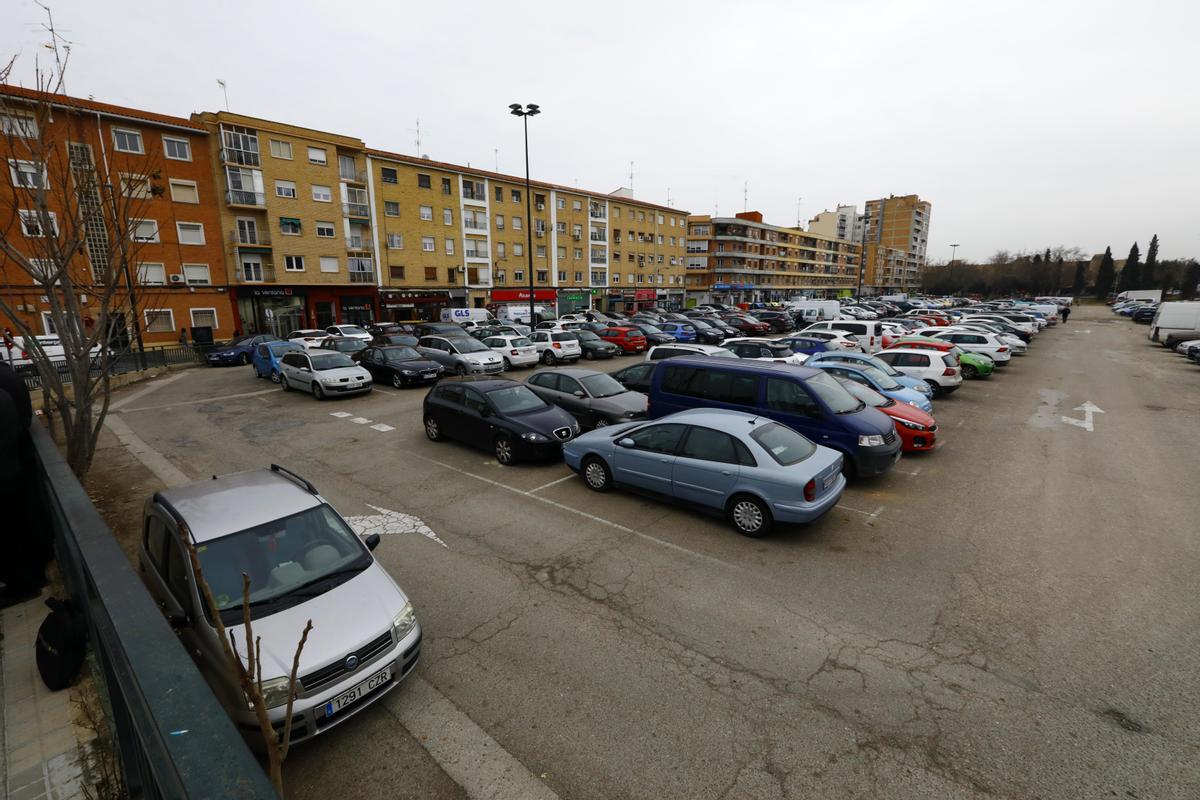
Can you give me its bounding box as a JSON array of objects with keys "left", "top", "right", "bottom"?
[{"left": 140, "top": 466, "right": 421, "bottom": 745}]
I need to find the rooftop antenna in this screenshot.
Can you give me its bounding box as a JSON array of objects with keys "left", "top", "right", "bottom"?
[
  {"left": 217, "top": 79, "right": 229, "bottom": 111},
  {"left": 494, "top": 148, "right": 499, "bottom": 172},
  {"left": 410, "top": 119, "right": 422, "bottom": 154},
  {"left": 743, "top": 181, "right": 748, "bottom": 213},
  {"left": 795, "top": 196, "right": 803, "bottom": 227},
  {"left": 666, "top": 187, "right": 672, "bottom": 208},
  {"left": 629, "top": 161, "right": 634, "bottom": 195}
]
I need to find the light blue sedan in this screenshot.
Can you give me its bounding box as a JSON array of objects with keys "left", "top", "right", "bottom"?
[
  {"left": 562, "top": 408, "right": 845, "bottom": 537},
  {"left": 805, "top": 350, "right": 934, "bottom": 408},
  {"left": 806, "top": 360, "right": 933, "bottom": 414}
]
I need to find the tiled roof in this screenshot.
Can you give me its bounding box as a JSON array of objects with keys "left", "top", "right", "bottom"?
[{"left": 0, "top": 84, "right": 205, "bottom": 131}]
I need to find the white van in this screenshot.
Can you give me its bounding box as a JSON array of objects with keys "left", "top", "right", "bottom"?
[
  {"left": 786, "top": 300, "right": 841, "bottom": 323},
  {"left": 440, "top": 308, "right": 498, "bottom": 326},
  {"left": 1148, "top": 301, "right": 1200, "bottom": 342},
  {"left": 801, "top": 320, "right": 884, "bottom": 353},
  {"left": 496, "top": 304, "right": 554, "bottom": 325}
]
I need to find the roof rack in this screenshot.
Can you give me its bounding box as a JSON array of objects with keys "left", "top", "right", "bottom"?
[{"left": 270, "top": 464, "right": 318, "bottom": 495}]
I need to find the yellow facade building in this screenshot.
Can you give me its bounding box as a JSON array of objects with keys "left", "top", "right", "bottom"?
[{"left": 859, "top": 194, "right": 931, "bottom": 293}]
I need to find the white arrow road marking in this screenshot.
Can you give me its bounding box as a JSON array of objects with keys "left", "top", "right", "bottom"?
[
  {"left": 1061, "top": 401, "right": 1105, "bottom": 432},
  {"left": 345, "top": 504, "right": 447, "bottom": 548}
]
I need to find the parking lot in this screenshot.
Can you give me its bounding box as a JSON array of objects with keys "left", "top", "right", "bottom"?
[{"left": 101, "top": 304, "right": 1200, "bottom": 799}]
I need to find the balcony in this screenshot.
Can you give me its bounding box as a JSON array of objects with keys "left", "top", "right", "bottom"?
[
  {"left": 238, "top": 264, "right": 277, "bottom": 284},
  {"left": 347, "top": 237, "right": 374, "bottom": 253},
  {"left": 229, "top": 229, "right": 271, "bottom": 247},
  {"left": 349, "top": 270, "right": 375, "bottom": 284},
  {"left": 339, "top": 167, "right": 368, "bottom": 184},
  {"left": 225, "top": 189, "right": 265, "bottom": 208},
  {"left": 589, "top": 208, "right": 606, "bottom": 219},
  {"left": 463, "top": 219, "right": 488, "bottom": 231},
  {"left": 464, "top": 249, "right": 489, "bottom": 260},
  {"left": 589, "top": 232, "right": 606, "bottom": 241},
  {"left": 220, "top": 147, "right": 260, "bottom": 167},
  {"left": 467, "top": 268, "right": 492, "bottom": 287},
  {"left": 343, "top": 202, "right": 370, "bottom": 218}
]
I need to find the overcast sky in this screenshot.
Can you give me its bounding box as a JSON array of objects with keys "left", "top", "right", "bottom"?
[{"left": 4, "top": 0, "right": 1198, "bottom": 262}]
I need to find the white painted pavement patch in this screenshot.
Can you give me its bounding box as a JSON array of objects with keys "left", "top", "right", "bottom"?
[
  {"left": 350, "top": 416, "right": 372, "bottom": 424},
  {"left": 370, "top": 423, "right": 395, "bottom": 432},
  {"left": 344, "top": 504, "right": 447, "bottom": 548},
  {"left": 330, "top": 411, "right": 353, "bottom": 418},
  {"left": 528, "top": 474, "right": 575, "bottom": 493},
  {"left": 1061, "top": 400, "right": 1104, "bottom": 432}
]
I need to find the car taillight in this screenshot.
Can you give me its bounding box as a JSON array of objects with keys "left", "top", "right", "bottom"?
[
  {"left": 803, "top": 478, "right": 816, "bottom": 502},
  {"left": 997, "top": 346, "right": 1008, "bottom": 352},
  {"left": 510, "top": 349, "right": 519, "bottom": 355},
  {"left": 942, "top": 367, "right": 955, "bottom": 376},
  {"left": 552, "top": 342, "right": 561, "bottom": 349}
]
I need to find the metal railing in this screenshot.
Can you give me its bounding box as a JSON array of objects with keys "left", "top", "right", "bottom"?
[
  {"left": 349, "top": 270, "right": 375, "bottom": 284},
  {"left": 339, "top": 168, "right": 368, "bottom": 183},
  {"left": 239, "top": 265, "right": 277, "bottom": 284},
  {"left": 14, "top": 344, "right": 215, "bottom": 391},
  {"left": 230, "top": 229, "right": 271, "bottom": 247},
  {"left": 225, "top": 190, "right": 266, "bottom": 207},
  {"left": 29, "top": 423, "right": 278, "bottom": 798},
  {"left": 347, "top": 238, "right": 374, "bottom": 253},
  {"left": 220, "top": 147, "right": 261, "bottom": 167},
  {"left": 342, "top": 202, "right": 370, "bottom": 218}
]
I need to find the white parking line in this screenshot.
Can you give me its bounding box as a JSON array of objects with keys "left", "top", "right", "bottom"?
[
  {"left": 528, "top": 474, "right": 575, "bottom": 493},
  {"left": 118, "top": 387, "right": 279, "bottom": 413},
  {"left": 836, "top": 503, "right": 885, "bottom": 521}
]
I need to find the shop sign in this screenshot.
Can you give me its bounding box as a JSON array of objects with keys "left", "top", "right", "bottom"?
[
  {"left": 634, "top": 289, "right": 657, "bottom": 300},
  {"left": 250, "top": 287, "right": 304, "bottom": 297},
  {"left": 491, "top": 289, "right": 557, "bottom": 302}
]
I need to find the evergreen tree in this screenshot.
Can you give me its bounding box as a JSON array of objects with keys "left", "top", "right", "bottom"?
[
  {"left": 1072, "top": 261, "right": 1086, "bottom": 296},
  {"left": 1142, "top": 234, "right": 1159, "bottom": 289},
  {"left": 1183, "top": 261, "right": 1200, "bottom": 300},
  {"left": 1052, "top": 257, "right": 1064, "bottom": 293},
  {"left": 1094, "top": 247, "right": 1115, "bottom": 299},
  {"left": 1116, "top": 242, "right": 1141, "bottom": 292}
]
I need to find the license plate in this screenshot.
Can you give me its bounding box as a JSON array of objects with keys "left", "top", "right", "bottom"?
[
  {"left": 822, "top": 473, "right": 837, "bottom": 491},
  {"left": 421, "top": 371, "right": 436, "bottom": 378},
  {"left": 325, "top": 666, "right": 391, "bottom": 716}
]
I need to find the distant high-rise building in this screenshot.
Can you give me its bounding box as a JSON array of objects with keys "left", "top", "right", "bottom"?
[
  {"left": 859, "top": 194, "right": 931, "bottom": 293},
  {"left": 807, "top": 205, "right": 862, "bottom": 243}
]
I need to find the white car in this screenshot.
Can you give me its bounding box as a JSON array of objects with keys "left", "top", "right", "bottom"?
[
  {"left": 1174, "top": 338, "right": 1200, "bottom": 355},
  {"left": 963, "top": 314, "right": 1037, "bottom": 336},
  {"left": 7, "top": 335, "right": 105, "bottom": 368},
  {"left": 324, "top": 324, "right": 372, "bottom": 342},
  {"left": 529, "top": 330, "right": 582, "bottom": 364},
  {"left": 722, "top": 338, "right": 807, "bottom": 364},
  {"left": 481, "top": 334, "right": 539, "bottom": 369},
  {"left": 286, "top": 329, "right": 331, "bottom": 349},
  {"left": 794, "top": 329, "right": 862, "bottom": 351},
  {"left": 802, "top": 320, "right": 883, "bottom": 353},
  {"left": 927, "top": 331, "right": 1013, "bottom": 364},
  {"left": 645, "top": 343, "right": 739, "bottom": 361},
  {"left": 279, "top": 348, "right": 372, "bottom": 399},
  {"left": 874, "top": 347, "right": 963, "bottom": 395},
  {"left": 946, "top": 324, "right": 1027, "bottom": 354}
]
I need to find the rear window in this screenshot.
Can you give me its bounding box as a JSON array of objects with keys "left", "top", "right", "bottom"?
[
  {"left": 550, "top": 333, "right": 574, "bottom": 342},
  {"left": 749, "top": 422, "right": 816, "bottom": 466},
  {"left": 942, "top": 354, "right": 958, "bottom": 367}
]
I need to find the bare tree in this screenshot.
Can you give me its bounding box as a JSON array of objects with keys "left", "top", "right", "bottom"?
[{"left": 0, "top": 6, "right": 164, "bottom": 476}]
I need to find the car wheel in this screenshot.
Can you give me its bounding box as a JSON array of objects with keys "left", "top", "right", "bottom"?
[
  {"left": 727, "top": 494, "right": 772, "bottom": 538},
  {"left": 582, "top": 456, "right": 612, "bottom": 492},
  {"left": 270, "top": 369, "right": 281, "bottom": 384},
  {"left": 494, "top": 434, "right": 516, "bottom": 465},
  {"left": 541, "top": 351, "right": 555, "bottom": 365},
  {"left": 456, "top": 363, "right": 468, "bottom": 376},
  {"left": 503, "top": 357, "right": 512, "bottom": 370},
  {"left": 962, "top": 364, "right": 978, "bottom": 379},
  {"left": 239, "top": 353, "right": 250, "bottom": 366},
  {"left": 280, "top": 374, "right": 291, "bottom": 391},
  {"left": 424, "top": 416, "right": 442, "bottom": 441},
  {"left": 593, "top": 417, "right": 610, "bottom": 429},
  {"left": 584, "top": 350, "right": 594, "bottom": 360},
  {"left": 313, "top": 383, "right": 325, "bottom": 400},
  {"left": 926, "top": 380, "right": 943, "bottom": 396}
]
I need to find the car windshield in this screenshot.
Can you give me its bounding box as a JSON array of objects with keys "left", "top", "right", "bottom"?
[
  {"left": 197, "top": 504, "right": 369, "bottom": 624},
  {"left": 454, "top": 338, "right": 490, "bottom": 353},
  {"left": 384, "top": 335, "right": 419, "bottom": 346},
  {"left": 486, "top": 385, "right": 546, "bottom": 414},
  {"left": 749, "top": 421, "right": 816, "bottom": 466},
  {"left": 837, "top": 378, "right": 891, "bottom": 408},
  {"left": 580, "top": 373, "right": 626, "bottom": 398},
  {"left": 340, "top": 326, "right": 368, "bottom": 336},
  {"left": 691, "top": 319, "right": 713, "bottom": 329},
  {"left": 858, "top": 355, "right": 905, "bottom": 380},
  {"left": 637, "top": 323, "right": 663, "bottom": 333},
  {"left": 765, "top": 343, "right": 794, "bottom": 355},
  {"left": 806, "top": 371, "right": 864, "bottom": 414},
  {"left": 269, "top": 342, "right": 300, "bottom": 355},
  {"left": 740, "top": 315, "right": 762, "bottom": 324},
  {"left": 332, "top": 340, "right": 365, "bottom": 352},
  {"left": 511, "top": 337, "right": 533, "bottom": 347},
  {"left": 710, "top": 348, "right": 739, "bottom": 359},
  {"left": 310, "top": 352, "right": 356, "bottom": 370},
  {"left": 384, "top": 346, "right": 422, "bottom": 361},
  {"left": 576, "top": 331, "right": 601, "bottom": 342},
  {"left": 227, "top": 335, "right": 253, "bottom": 346}
]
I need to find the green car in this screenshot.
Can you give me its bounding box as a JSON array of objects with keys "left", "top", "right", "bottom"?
[
  {"left": 571, "top": 330, "right": 622, "bottom": 360},
  {"left": 893, "top": 337, "right": 994, "bottom": 379}
]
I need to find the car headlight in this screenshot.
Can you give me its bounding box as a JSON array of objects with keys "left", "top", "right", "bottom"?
[
  {"left": 521, "top": 432, "right": 549, "bottom": 442},
  {"left": 401, "top": 369, "right": 416, "bottom": 375},
  {"left": 257, "top": 676, "right": 295, "bottom": 709},
  {"left": 914, "top": 383, "right": 933, "bottom": 396},
  {"left": 322, "top": 377, "right": 341, "bottom": 385},
  {"left": 858, "top": 434, "right": 885, "bottom": 447},
  {"left": 571, "top": 422, "right": 581, "bottom": 434},
  {"left": 896, "top": 419, "right": 925, "bottom": 431},
  {"left": 393, "top": 602, "right": 417, "bottom": 639}
]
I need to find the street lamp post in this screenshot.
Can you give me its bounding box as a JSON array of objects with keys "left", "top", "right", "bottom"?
[
  {"left": 509, "top": 103, "right": 540, "bottom": 325},
  {"left": 950, "top": 243, "right": 961, "bottom": 295}
]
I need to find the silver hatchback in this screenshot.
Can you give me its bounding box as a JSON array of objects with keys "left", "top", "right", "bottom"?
[{"left": 139, "top": 466, "right": 421, "bottom": 745}]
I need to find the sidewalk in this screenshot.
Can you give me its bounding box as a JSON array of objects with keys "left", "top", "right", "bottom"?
[{"left": 1, "top": 591, "right": 89, "bottom": 800}]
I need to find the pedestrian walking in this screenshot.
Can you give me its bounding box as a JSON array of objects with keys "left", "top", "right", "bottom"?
[
  {"left": 1061, "top": 306, "right": 1071, "bottom": 324},
  {"left": 178, "top": 327, "right": 188, "bottom": 345}
]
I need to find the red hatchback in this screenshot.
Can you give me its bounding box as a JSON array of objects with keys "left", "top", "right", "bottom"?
[
  {"left": 837, "top": 377, "right": 939, "bottom": 452},
  {"left": 721, "top": 315, "right": 771, "bottom": 335},
  {"left": 600, "top": 326, "right": 648, "bottom": 353}
]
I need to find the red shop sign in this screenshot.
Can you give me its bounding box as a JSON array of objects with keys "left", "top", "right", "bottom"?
[{"left": 490, "top": 289, "right": 557, "bottom": 302}]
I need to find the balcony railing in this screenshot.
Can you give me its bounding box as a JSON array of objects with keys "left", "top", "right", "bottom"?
[
  {"left": 225, "top": 189, "right": 265, "bottom": 207},
  {"left": 349, "top": 270, "right": 375, "bottom": 284},
  {"left": 339, "top": 168, "right": 368, "bottom": 183},
  {"left": 347, "top": 237, "right": 374, "bottom": 253},
  {"left": 589, "top": 232, "right": 605, "bottom": 241},
  {"left": 589, "top": 209, "right": 606, "bottom": 219},
  {"left": 343, "top": 202, "right": 370, "bottom": 218},
  {"left": 220, "top": 147, "right": 260, "bottom": 167},
  {"left": 229, "top": 230, "right": 271, "bottom": 247},
  {"left": 463, "top": 219, "right": 487, "bottom": 231},
  {"left": 238, "top": 265, "right": 277, "bottom": 283},
  {"left": 464, "top": 250, "right": 489, "bottom": 259}
]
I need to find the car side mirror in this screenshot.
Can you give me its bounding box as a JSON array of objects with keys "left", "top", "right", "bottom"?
[
  {"left": 364, "top": 533, "right": 381, "bottom": 551},
  {"left": 616, "top": 437, "right": 635, "bottom": 448},
  {"left": 572, "top": 390, "right": 586, "bottom": 398}
]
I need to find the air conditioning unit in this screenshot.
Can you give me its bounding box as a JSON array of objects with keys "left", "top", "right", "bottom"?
[
  {"left": 170, "top": 274, "right": 184, "bottom": 283},
  {"left": 536, "top": 202, "right": 545, "bottom": 211},
  {"left": 536, "top": 230, "right": 544, "bottom": 238},
  {"left": 572, "top": 233, "right": 581, "bottom": 240}
]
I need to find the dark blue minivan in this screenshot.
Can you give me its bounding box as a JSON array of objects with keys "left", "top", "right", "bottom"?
[{"left": 647, "top": 358, "right": 901, "bottom": 477}]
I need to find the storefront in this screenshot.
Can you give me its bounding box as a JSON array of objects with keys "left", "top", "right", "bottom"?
[
  {"left": 555, "top": 289, "right": 601, "bottom": 315},
  {"left": 305, "top": 287, "right": 378, "bottom": 329},
  {"left": 655, "top": 289, "right": 685, "bottom": 312},
  {"left": 379, "top": 290, "right": 452, "bottom": 323},
  {"left": 605, "top": 288, "right": 659, "bottom": 315},
  {"left": 234, "top": 286, "right": 307, "bottom": 338},
  {"left": 489, "top": 288, "right": 558, "bottom": 318}
]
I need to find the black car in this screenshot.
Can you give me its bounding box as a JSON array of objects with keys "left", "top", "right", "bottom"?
[
  {"left": 751, "top": 310, "right": 795, "bottom": 333},
  {"left": 422, "top": 378, "right": 579, "bottom": 465},
  {"left": 367, "top": 323, "right": 417, "bottom": 336},
  {"left": 610, "top": 361, "right": 659, "bottom": 393},
  {"left": 1132, "top": 305, "right": 1158, "bottom": 324},
  {"left": 683, "top": 311, "right": 739, "bottom": 337},
  {"left": 682, "top": 319, "right": 725, "bottom": 344},
  {"left": 358, "top": 345, "right": 444, "bottom": 388},
  {"left": 628, "top": 322, "right": 676, "bottom": 346},
  {"left": 570, "top": 330, "right": 622, "bottom": 360},
  {"left": 315, "top": 336, "right": 368, "bottom": 356},
  {"left": 370, "top": 333, "right": 420, "bottom": 347},
  {"left": 414, "top": 322, "right": 472, "bottom": 339}
]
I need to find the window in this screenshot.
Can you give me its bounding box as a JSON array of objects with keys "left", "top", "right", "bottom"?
[
  {"left": 627, "top": 423, "right": 685, "bottom": 454},
  {"left": 275, "top": 179, "right": 297, "bottom": 198},
  {"left": 495, "top": 186, "right": 504, "bottom": 201},
  {"left": 130, "top": 219, "right": 159, "bottom": 243},
  {"left": 557, "top": 270, "right": 566, "bottom": 281},
  {"left": 419, "top": 205, "right": 433, "bottom": 221},
  {"left": 316, "top": 221, "right": 335, "bottom": 238},
  {"left": 612, "top": 273, "right": 621, "bottom": 284},
  {"left": 536, "top": 270, "right": 548, "bottom": 282},
  {"left": 162, "top": 136, "right": 191, "bottom": 161},
  {"left": 144, "top": 309, "right": 175, "bottom": 333},
  {"left": 269, "top": 139, "right": 292, "bottom": 159},
  {"left": 574, "top": 248, "right": 583, "bottom": 260},
  {"left": 389, "top": 265, "right": 406, "bottom": 280},
  {"left": 442, "top": 177, "right": 452, "bottom": 194},
  {"left": 495, "top": 214, "right": 505, "bottom": 229},
  {"left": 765, "top": 378, "right": 818, "bottom": 413},
  {"left": 557, "top": 246, "right": 567, "bottom": 259},
  {"left": 387, "top": 233, "right": 403, "bottom": 249},
  {"left": 176, "top": 222, "right": 205, "bottom": 245},
  {"left": 574, "top": 271, "right": 583, "bottom": 281},
  {"left": 421, "top": 236, "right": 435, "bottom": 252},
  {"left": 8, "top": 160, "right": 45, "bottom": 188},
  {"left": 511, "top": 189, "right": 521, "bottom": 203},
  {"left": 638, "top": 211, "right": 645, "bottom": 222},
  {"left": 512, "top": 216, "right": 522, "bottom": 230},
  {"left": 182, "top": 264, "right": 211, "bottom": 285},
  {"left": 445, "top": 238, "right": 455, "bottom": 255},
  {"left": 662, "top": 367, "right": 758, "bottom": 405},
  {"left": 338, "top": 154, "right": 358, "bottom": 181},
  {"left": 381, "top": 167, "right": 397, "bottom": 183},
  {"left": 307, "top": 146, "right": 327, "bottom": 165},
  {"left": 137, "top": 263, "right": 166, "bottom": 285},
  {"left": 446, "top": 268, "right": 456, "bottom": 282},
  {"left": 556, "top": 221, "right": 566, "bottom": 233},
  {"left": 18, "top": 210, "right": 57, "bottom": 237},
  {"left": 417, "top": 173, "right": 431, "bottom": 189},
  {"left": 384, "top": 201, "right": 400, "bottom": 216},
  {"left": 190, "top": 308, "right": 218, "bottom": 329},
  {"left": 495, "top": 269, "right": 506, "bottom": 283},
  {"left": 613, "top": 207, "right": 621, "bottom": 218},
  {"left": 679, "top": 427, "right": 744, "bottom": 465},
  {"left": 112, "top": 128, "right": 144, "bottom": 154},
  {"left": 279, "top": 217, "right": 301, "bottom": 235},
  {"left": 514, "top": 269, "right": 524, "bottom": 282},
  {"left": 319, "top": 256, "right": 339, "bottom": 273},
  {"left": 311, "top": 184, "right": 332, "bottom": 202},
  {"left": 556, "top": 197, "right": 565, "bottom": 209},
  {"left": 443, "top": 208, "right": 453, "bottom": 225},
  {"left": 169, "top": 179, "right": 199, "bottom": 203},
  {"left": 496, "top": 242, "right": 506, "bottom": 258},
  {"left": 424, "top": 267, "right": 437, "bottom": 281},
  {"left": 513, "top": 243, "right": 524, "bottom": 257},
  {"left": 1, "top": 112, "right": 37, "bottom": 138},
  {"left": 284, "top": 255, "right": 305, "bottom": 272},
  {"left": 535, "top": 245, "right": 546, "bottom": 258}
]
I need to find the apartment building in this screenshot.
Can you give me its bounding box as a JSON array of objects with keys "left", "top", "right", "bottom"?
[
  {"left": 859, "top": 194, "right": 931, "bottom": 294},
  {"left": 1, "top": 86, "right": 231, "bottom": 346},
  {"left": 684, "top": 212, "right": 860, "bottom": 305},
  {"left": 807, "top": 204, "right": 861, "bottom": 243},
  {"left": 366, "top": 150, "right": 688, "bottom": 320},
  {"left": 190, "top": 112, "right": 375, "bottom": 335}
]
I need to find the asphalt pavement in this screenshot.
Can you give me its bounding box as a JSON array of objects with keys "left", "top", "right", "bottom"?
[{"left": 101, "top": 305, "right": 1200, "bottom": 799}]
